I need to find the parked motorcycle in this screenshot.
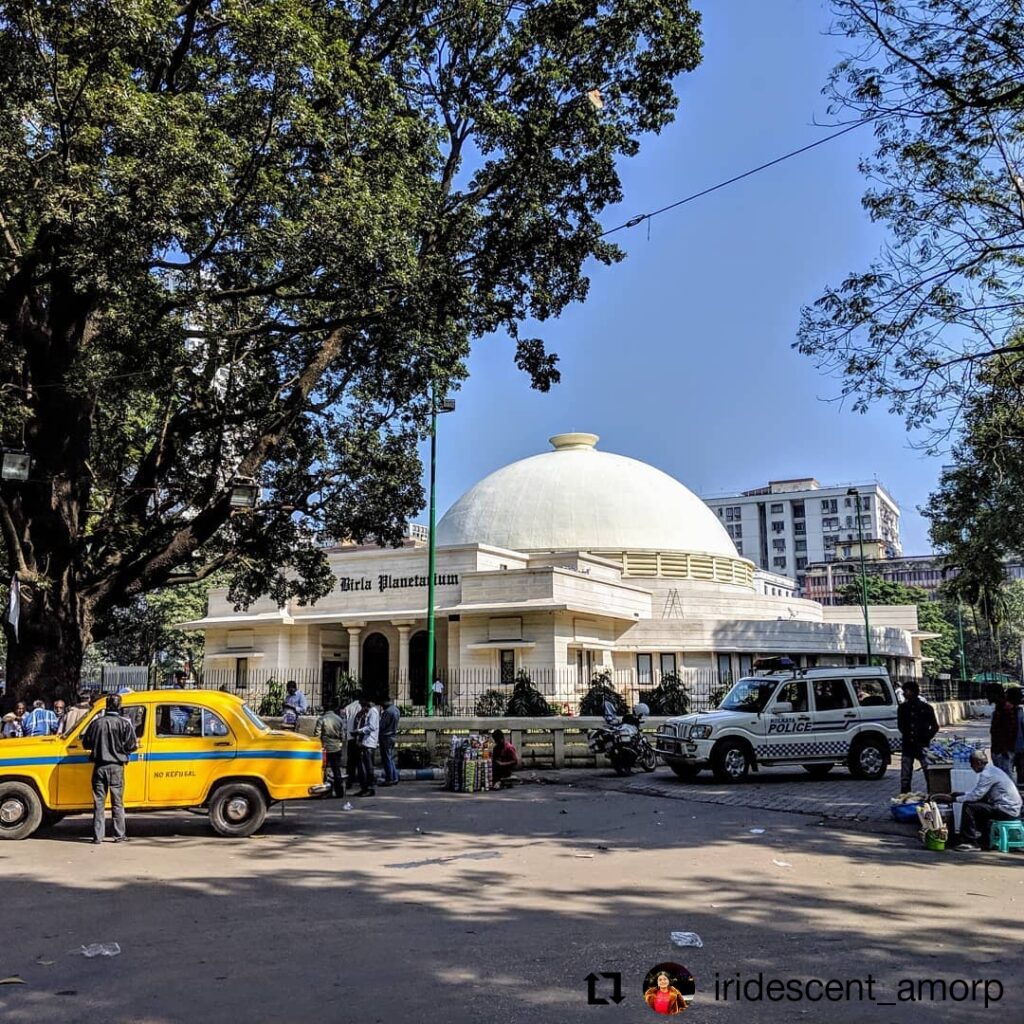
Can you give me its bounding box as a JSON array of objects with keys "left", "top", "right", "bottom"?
[{"left": 587, "top": 703, "right": 658, "bottom": 775}]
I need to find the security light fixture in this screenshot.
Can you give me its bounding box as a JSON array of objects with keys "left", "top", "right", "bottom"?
[
  {"left": 0, "top": 450, "right": 31, "bottom": 482},
  {"left": 438, "top": 397, "right": 456, "bottom": 414},
  {"left": 228, "top": 476, "right": 259, "bottom": 509}
]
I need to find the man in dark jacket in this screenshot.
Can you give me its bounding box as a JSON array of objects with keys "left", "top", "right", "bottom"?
[
  {"left": 897, "top": 681, "right": 939, "bottom": 792},
  {"left": 988, "top": 685, "right": 1017, "bottom": 776},
  {"left": 82, "top": 694, "right": 138, "bottom": 844},
  {"left": 378, "top": 698, "right": 401, "bottom": 787}
]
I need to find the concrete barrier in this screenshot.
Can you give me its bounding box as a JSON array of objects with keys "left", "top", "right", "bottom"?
[{"left": 267, "top": 700, "right": 987, "bottom": 771}]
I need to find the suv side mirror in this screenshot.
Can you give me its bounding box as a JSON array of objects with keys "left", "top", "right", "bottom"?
[{"left": 773, "top": 701, "right": 793, "bottom": 714}]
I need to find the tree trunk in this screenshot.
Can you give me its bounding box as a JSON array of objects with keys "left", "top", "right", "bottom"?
[{"left": 4, "top": 576, "right": 92, "bottom": 702}]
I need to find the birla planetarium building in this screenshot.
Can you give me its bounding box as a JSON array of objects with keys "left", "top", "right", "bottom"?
[{"left": 182, "top": 433, "right": 927, "bottom": 710}]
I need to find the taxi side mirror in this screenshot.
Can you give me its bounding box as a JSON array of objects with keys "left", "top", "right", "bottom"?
[{"left": 773, "top": 702, "right": 793, "bottom": 714}]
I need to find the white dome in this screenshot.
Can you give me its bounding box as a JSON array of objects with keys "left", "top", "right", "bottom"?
[{"left": 436, "top": 432, "right": 739, "bottom": 558}]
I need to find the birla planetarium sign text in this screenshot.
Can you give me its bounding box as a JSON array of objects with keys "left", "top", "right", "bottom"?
[{"left": 337, "top": 572, "right": 460, "bottom": 594}]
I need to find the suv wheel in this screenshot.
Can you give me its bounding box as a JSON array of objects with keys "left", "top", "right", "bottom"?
[
  {"left": 711, "top": 740, "right": 750, "bottom": 783},
  {"left": 0, "top": 781, "right": 43, "bottom": 840},
  {"left": 209, "top": 783, "right": 268, "bottom": 838},
  {"left": 849, "top": 738, "right": 888, "bottom": 780}
]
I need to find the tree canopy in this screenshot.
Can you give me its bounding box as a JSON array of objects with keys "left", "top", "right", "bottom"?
[
  {"left": 0, "top": 0, "right": 703, "bottom": 696},
  {"left": 796, "top": 1, "right": 1024, "bottom": 437},
  {"left": 838, "top": 575, "right": 957, "bottom": 672}
]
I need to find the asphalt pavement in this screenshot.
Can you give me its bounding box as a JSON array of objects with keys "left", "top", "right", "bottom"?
[{"left": 0, "top": 713, "right": 1019, "bottom": 1024}]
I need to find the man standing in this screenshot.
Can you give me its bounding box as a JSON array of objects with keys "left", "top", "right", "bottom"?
[
  {"left": 988, "top": 685, "right": 1017, "bottom": 776},
  {"left": 53, "top": 699, "right": 67, "bottom": 736},
  {"left": 314, "top": 699, "right": 347, "bottom": 798},
  {"left": 896, "top": 680, "right": 939, "bottom": 792},
  {"left": 379, "top": 698, "right": 401, "bottom": 787},
  {"left": 284, "top": 680, "right": 308, "bottom": 715},
  {"left": 951, "top": 751, "right": 1022, "bottom": 852},
  {"left": 343, "top": 693, "right": 362, "bottom": 786},
  {"left": 23, "top": 699, "right": 58, "bottom": 736},
  {"left": 82, "top": 694, "right": 138, "bottom": 844},
  {"left": 1008, "top": 687, "right": 1024, "bottom": 782},
  {"left": 62, "top": 691, "right": 93, "bottom": 737},
  {"left": 353, "top": 696, "right": 379, "bottom": 797},
  {"left": 432, "top": 678, "right": 445, "bottom": 715}
]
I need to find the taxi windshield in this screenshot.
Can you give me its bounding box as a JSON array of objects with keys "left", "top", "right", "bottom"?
[
  {"left": 242, "top": 704, "right": 270, "bottom": 732},
  {"left": 719, "top": 678, "right": 777, "bottom": 712}
]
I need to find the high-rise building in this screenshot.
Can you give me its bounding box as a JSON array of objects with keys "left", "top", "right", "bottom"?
[{"left": 703, "top": 478, "right": 902, "bottom": 591}]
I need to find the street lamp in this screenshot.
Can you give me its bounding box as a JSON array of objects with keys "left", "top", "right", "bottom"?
[
  {"left": 425, "top": 386, "right": 455, "bottom": 716},
  {"left": 0, "top": 450, "right": 31, "bottom": 482},
  {"left": 847, "top": 488, "right": 873, "bottom": 664}
]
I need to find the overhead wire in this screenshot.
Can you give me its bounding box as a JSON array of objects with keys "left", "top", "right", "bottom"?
[{"left": 600, "top": 116, "right": 881, "bottom": 238}]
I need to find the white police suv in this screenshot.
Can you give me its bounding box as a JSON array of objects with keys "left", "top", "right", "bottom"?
[{"left": 653, "top": 663, "right": 901, "bottom": 783}]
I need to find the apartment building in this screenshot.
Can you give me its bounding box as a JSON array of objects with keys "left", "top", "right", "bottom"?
[{"left": 703, "top": 478, "right": 902, "bottom": 591}]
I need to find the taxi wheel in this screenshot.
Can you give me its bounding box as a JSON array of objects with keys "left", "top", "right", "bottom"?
[
  {"left": 0, "top": 781, "right": 43, "bottom": 840},
  {"left": 711, "top": 740, "right": 750, "bottom": 783},
  {"left": 209, "top": 783, "right": 268, "bottom": 838}
]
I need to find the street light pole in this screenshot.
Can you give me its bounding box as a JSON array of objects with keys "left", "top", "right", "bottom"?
[
  {"left": 425, "top": 386, "right": 455, "bottom": 716},
  {"left": 957, "top": 600, "right": 967, "bottom": 682},
  {"left": 848, "top": 488, "right": 872, "bottom": 664}
]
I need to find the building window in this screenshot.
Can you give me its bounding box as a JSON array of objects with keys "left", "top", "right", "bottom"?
[
  {"left": 725, "top": 505, "right": 742, "bottom": 522},
  {"left": 738, "top": 654, "right": 753, "bottom": 677},
  {"left": 822, "top": 516, "right": 840, "bottom": 530},
  {"left": 773, "top": 556, "right": 787, "bottom": 569},
  {"left": 771, "top": 521, "right": 785, "bottom": 533},
  {"left": 773, "top": 539, "right": 786, "bottom": 552},
  {"left": 660, "top": 653, "right": 677, "bottom": 678},
  {"left": 793, "top": 520, "right": 806, "bottom": 534},
  {"left": 821, "top": 499, "right": 838, "bottom": 514},
  {"left": 716, "top": 653, "right": 733, "bottom": 686},
  {"left": 796, "top": 557, "right": 808, "bottom": 570},
  {"left": 234, "top": 657, "right": 249, "bottom": 690},
  {"left": 861, "top": 496, "right": 871, "bottom": 510},
  {"left": 500, "top": 649, "right": 516, "bottom": 683},
  {"left": 637, "top": 653, "right": 653, "bottom": 684},
  {"left": 717, "top": 507, "right": 723, "bottom": 517},
  {"left": 770, "top": 503, "right": 784, "bottom": 514},
  {"left": 791, "top": 502, "right": 805, "bottom": 517},
  {"left": 795, "top": 539, "right": 807, "bottom": 552},
  {"left": 735, "top": 542, "right": 743, "bottom": 555}
]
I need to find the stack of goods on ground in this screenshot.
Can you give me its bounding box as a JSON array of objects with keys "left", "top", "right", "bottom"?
[
  {"left": 926, "top": 736, "right": 984, "bottom": 764},
  {"left": 445, "top": 734, "right": 493, "bottom": 793},
  {"left": 915, "top": 800, "right": 949, "bottom": 851},
  {"left": 890, "top": 792, "right": 927, "bottom": 822}
]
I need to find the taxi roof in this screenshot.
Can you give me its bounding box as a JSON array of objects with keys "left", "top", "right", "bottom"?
[{"left": 110, "top": 689, "right": 247, "bottom": 704}]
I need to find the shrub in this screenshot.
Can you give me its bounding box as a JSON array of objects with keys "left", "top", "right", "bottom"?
[
  {"left": 578, "top": 674, "right": 627, "bottom": 717},
  {"left": 708, "top": 686, "right": 729, "bottom": 709},
  {"left": 642, "top": 673, "right": 690, "bottom": 715},
  {"left": 475, "top": 689, "right": 508, "bottom": 716},
  {"left": 506, "top": 669, "right": 553, "bottom": 716},
  {"left": 396, "top": 745, "right": 433, "bottom": 769},
  {"left": 258, "top": 679, "right": 284, "bottom": 717}
]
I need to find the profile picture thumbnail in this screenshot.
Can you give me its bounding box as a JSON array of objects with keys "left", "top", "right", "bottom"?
[{"left": 642, "top": 961, "right": 695, "bottom": 1015}]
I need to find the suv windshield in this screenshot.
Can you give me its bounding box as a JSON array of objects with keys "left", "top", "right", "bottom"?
[{"left": 719, "top": 678, "right": 778, "bottom": 712}]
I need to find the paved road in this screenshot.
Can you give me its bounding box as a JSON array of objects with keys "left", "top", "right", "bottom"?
[{"left": 0, "top": 736, "right": 1019, "bottom": 1024}]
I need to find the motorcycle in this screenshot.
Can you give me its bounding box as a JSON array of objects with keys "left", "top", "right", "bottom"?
[{"left": 587, "top": 703, "right": 658, "bottom": 776}]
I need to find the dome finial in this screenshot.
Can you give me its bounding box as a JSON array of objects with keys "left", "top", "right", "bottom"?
[{"left": 550, "top": 432, "right": 599, "bottom": 451}]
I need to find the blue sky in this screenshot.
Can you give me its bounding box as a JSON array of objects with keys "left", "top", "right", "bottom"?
[{"left": 419, "top": 0, "right": 944, "bottom": 554}]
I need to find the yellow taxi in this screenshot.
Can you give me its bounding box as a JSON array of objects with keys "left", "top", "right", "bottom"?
[{"left": 0, "top": 690, "right": 329, "bottom": 840}]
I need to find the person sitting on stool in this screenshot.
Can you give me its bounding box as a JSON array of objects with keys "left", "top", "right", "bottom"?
[
  {"left": 943, "top": 751, "right": 1022, "bottom": 852},
  {"left": 491, "top": 729, "right": 519, "bottom": 788}
]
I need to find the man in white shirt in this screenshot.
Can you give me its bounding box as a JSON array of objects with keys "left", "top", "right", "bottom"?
[
  {"left": 354, "top": 696, "right": 380, "bottom": 797},
  {"left": 432, "top": 678, "right": 445, "bottom": 715},
  {"left": 343, "top": 695, "right": 362, "bottom": 786},
  {"left": 951, "top": 752, "right": 1022, "bottom": 851}
]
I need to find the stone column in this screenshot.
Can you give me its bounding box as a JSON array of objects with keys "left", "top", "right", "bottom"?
[
  {"left": 396, "top": 623, "right": 412, "bottom": 703},
  {"left": 346, "top": 625, "right": 363, "bottom": 683}
]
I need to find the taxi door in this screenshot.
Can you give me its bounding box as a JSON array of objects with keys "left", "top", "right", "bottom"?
[
  {"left": 55, "top": 704, "right": 148, "bottom": 809},
  {"left": 760, "top": 678, "right": 811, "bottom": 762},
  {"left": 146, "top": 702, "right": 236, "bottom": 805}
]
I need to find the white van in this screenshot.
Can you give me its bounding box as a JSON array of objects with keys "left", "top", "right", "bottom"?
[{"left": 653, "top": 666, "right": 901, "bottom": 783}]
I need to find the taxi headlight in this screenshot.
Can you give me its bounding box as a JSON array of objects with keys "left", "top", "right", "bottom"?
[{"left": 689, "top": 725, "right": 713, "bottom": 739}]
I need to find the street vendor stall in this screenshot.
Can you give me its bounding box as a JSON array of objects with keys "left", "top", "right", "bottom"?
[{"left": 445, "top": 734, "right": 493, "bottom": 793}]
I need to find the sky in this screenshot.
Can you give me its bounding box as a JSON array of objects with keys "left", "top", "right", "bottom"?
[{"left": 418, "top": 0, "right": 945, "bottom": 554}]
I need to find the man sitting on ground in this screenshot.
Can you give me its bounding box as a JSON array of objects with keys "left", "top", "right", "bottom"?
[
  {"left": 491, "top": 729, "right": 519, "bottom": 788},
  {"left": 945, "top": 751, "right": 1022, "bottom": 852}
]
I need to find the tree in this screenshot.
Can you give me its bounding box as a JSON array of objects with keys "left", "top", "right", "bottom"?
[
  {"left": 0, "top": 1, "right": 703, "bottom": 698},
  {"left": 796, "top": 1, "right": 1024, "bottom": 436},
  {"left": 838, "top": 576, "right": 957, "bottom": 672}
]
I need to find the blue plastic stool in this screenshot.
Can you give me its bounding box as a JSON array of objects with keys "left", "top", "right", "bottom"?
[{"left": 988, "top": 819, "right": 1024, "bottom": 853}]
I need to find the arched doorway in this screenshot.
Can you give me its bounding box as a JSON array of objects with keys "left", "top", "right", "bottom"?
[
  {"left": 409, "top": 631, "right": 429, "bottom": 706},
  {"left": 361, "top": 632, "right": 390, "bottom": 704}
]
